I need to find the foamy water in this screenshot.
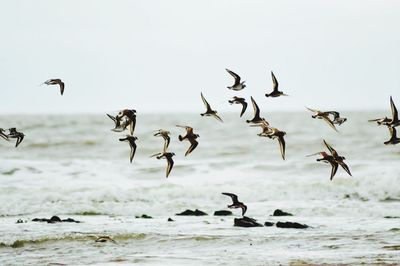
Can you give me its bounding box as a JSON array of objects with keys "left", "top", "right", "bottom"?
[{"left": 0, "top": 112, "right": 399, "bottom": 265}]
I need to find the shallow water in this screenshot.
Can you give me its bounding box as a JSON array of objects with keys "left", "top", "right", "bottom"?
[{"left": 0, "top": 112, "right": 399, "bottom": 265}]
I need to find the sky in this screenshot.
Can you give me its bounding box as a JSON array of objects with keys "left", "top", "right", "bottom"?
[{"left": 0, "top": 0, "right": 399, "bottom": 114}]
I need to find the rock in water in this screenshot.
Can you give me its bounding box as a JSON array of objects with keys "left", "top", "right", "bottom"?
[
  {"left": 214, "top": 210, "right": 232, "bottom": 216},
  {"left": 264, "top": 221, "right": 275, "bottom": 227},
  {"left": 276, "top": 221, "right": 309, "bottom": 229},
  {"left": 167, "top": 218, "right": 174, "bottom": 222},
  {"left": 234, "top": 216, "right": 263, "bottom": 227},
  {"left": 48, "top": 216, "right": 62, "bottom": 223},
  {"left": 272, "top": 209, "right": 293, "bottom": 216},
  {"left": 135, "top": 214, "right": 153, "bottom": 219},
  {"left": 176, "top": 209, "right": 208, "bottom": 216}
]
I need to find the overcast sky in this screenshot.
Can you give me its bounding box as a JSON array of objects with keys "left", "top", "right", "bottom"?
[{"left": 0, "top": 0, "right": 399, "bottom": 114}]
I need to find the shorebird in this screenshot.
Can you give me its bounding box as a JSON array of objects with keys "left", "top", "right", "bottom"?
[
  {"left": 0, "top": 128, "right": 8, "bottom": 141},
  {"left": 116, "top": 109, "right": 137, "bottom": 135},
  {"left": 323, "top": 140, "right": 352, "bottom": 177},
  {"left": 228, "top": 96, "right": 247, "bottom": 117},
  {"left": 308, "top": 151, "right": 339, "bottom": 180},
  {"left": 251, "top": 120, "right": 272, "bottom": 137},
  {"left": 384, "top": 126, "right": 400, "bottom": 145},
  {"left": 306, "top": 107, "right": 338, "bottom": 132},
  {"left": 119, "top": 135, "right": 138, "bottom": 163},
  {"left": 176, "top": 125, "right": 199, "bottom": 156},
  {"left": 43, "top": 79, "right": 65, "bottom": 95},
  {"left": 265, "top": 127, "right": 287, "bottom": 160},
  {"left": 200, "top": 93, "right": 223, "bottom": 122},
  {"left": 222, "top": 192, "right": 247, "bottom": 216},
  {"left": 226, "top": 69, "right": 246, "bottom": 91},
  {"left": 246, "top": 96, "right": 268, "bottom": 125},
  {"left": 154, "top": 129, "right": 171, "bottom": 152},
  {"left": 368, "top": 117, "right": 391, "bottom": 125},
  {"left": 7, "top": 128, "right": 24, "bottom": 147},
  {"left": 265, "top": 71, "right": 288, "bottom": 98},
  {"left": 327, "top": 111, "right": 347, "bottom": 126},
  {"left": 151, "top": 152, "right": 175, "bottom": 178},
  {"left": 369, "top": 97, "right": 399, "bottom": 127}
]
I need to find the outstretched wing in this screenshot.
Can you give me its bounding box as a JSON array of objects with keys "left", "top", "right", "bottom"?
[
  {"left": 226, "top": 68, "right": 241, "bottom": 86},
  {"left": 323, "top": 140, "right": 338, "bottom": 157},
  {"left": 277, "top": 135, "right": 286, "bottom": 160},
  {"left": 339, "top": 162, "right": 352, "bottom": 176},
  {"left": 390, "top": 96, "right": 398, "bottom": 122},
  {"left": 271, "top": 71, "right": 279, "bottom": 92},
  {"left": 201, "top": 92, "right": 212, "bottom": 112},
  {"left": 129, "top": 141, "right": 137, "bottom": 163},
  {"left": 59, "top": 81, "right": 65, "bottom": 95},
  {"left": 240, "top": 101, "right": 247, "bottom": 117},
  {"left": 185, "top": 138, "right": 198, "bottom": 156},
  {"left": 330, "top": 161, "right": 339, "bottom": 181},
  {"left": 305, "top": 107, "right": 319, "bottom": 113},
  {"left": 165, "top": 155, "right": 174, "bottom": 178},
  {"left": 250, "top": 96, "right": 260, "bottom": 119},
  {"left": 212, "top": 113, "right": 223, "bottom": 122},
  {"left": 222, "top": 192, "right": 239, "bottom": 204},
  {"left": 321, "top": 116, "right": 339, "bottom": 132}
]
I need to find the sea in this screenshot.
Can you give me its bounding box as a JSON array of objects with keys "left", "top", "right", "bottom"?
[{"left": 0, "top": 112, "right": 399, "bottom": 265}]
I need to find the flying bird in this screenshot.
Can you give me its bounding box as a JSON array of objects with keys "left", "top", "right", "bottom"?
[
  {"left": 369, "top": 97, "right": 399, "bottom": 127},
  {"left": 228, "top": 96, "right": 247, "bottom": 117},
  {"left": 116, "top": 109, "right": 137, "bottom": 135},
  {"left": 119, "top": 135, "right": 138, "bottom": 163},
  {"left": 200, "top": 93, "right": 223, "bottom": 122},
  {"left": 265, "top": 71, "right": 288, "bottom": 98},
  {"left": 0, "top": 128, "right": 8, "bottom": 141},
  {"left": 384, "top": 126, "right": 400, "bottom": 145},
  {"left": 327, "top": 111, "right": 347, "bottom": 126},
  {"left": 7, "top": 128, "right": 24, "bottom": 147},
  {"left": 176, "top": 125, "right": 199, "bottom": 156},
  {"left": 246, "top": 96, "right": 268, "bottom": 125},
  {"left": 323, "top": 140, "right": 352, "bottom": 177},
  {"left": 154, "top": 129, "right": 171, "bottom": 152},
  {"left": 151, "top": 152, "right": 175, "bottom": 178},
  {"left": 222, "top": 192, "right": 247, "bottom": 216},
  {"left": 226, "top": 69, "right": 246, "bottom": 91},
  {"left": 43, "top": 79, "right": 65, "bottom": 95},
  {"left": 307, "top": 151, "right": 339, "bottom": 180},
  {"left": 266, "top": 127, "right": 287, "bottom": 160},
  {"left": 306, "top": 107, "right": 338, "bottom": 132}
]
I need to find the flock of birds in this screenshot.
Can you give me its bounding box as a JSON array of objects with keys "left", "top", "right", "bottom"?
[{"left": 0, "top": 71, "right": 399, "bottom": 217}]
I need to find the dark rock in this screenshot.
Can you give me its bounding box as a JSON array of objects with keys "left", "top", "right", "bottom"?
[
  {"left": 61, "top": 218, "right": 81, "bottom": 223},
  {"left": 32, "top": 218, "right": 48, "bottom": 222},
  {"left": 272, "top": 209, "right": 293, "bottom": 216},
  {"left": 176, "top": 209, "right": 207, "bottom": 216},
  {"left": 32, "top": 216, "right": 81, "bottom": 223},
  {"left": 276, "top": 221, "right": 309, "bottom": 229},
  {"left": 47, "top": 216, "right": 62, "bottom": 223},
  {"left": 135, "top": 214, "right": 153, "bottom": 219},
  {"left": 214, "top": 210, "right": 232, "bottom": 216},
  {"left": 16, "top": 219, "right": 25, "bottom": 224},
  {"left": 167, "top": 218, "right": 174, "bottom": 222},
  {"left": 384, "top": 216, "right": 400, "bottom": 219},
  {"left": 264, "top": 221, "right": 274, "bottom": 227},
  {"left": 234, "top": 216, "right": 263, "bottom": 227}
]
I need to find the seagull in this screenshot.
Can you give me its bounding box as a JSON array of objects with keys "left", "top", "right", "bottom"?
[
  {"left": 326, "top": 111, "right": 347, "bottom": 126},
  {"left": 43, "top": 79, "right": 65, "bottom": 95},
  {"left": 222, "top": 192, "right": 247, "bottom": 216},
  {"left": 307, "top": 151, "right": 339, "bottom": 180},
  {"left": 200, "top": 93, "right": 223, "bottom": 122},
  {"left": 176, "top": 125, "right": 199, "bottom": 156},
  {"left": 266, "top": 127, "right": 287, "bottom": 160},
  {"left": 306, "top": 107, "right": 338, "bottom": 132},
  {"left": 116, "top": 109, "right": 137, "bottom": 135},
  {"left": 151, "top": 152, "right": 175, "bottom": 178},
  {"left": 7, "top": 128, "right": 24, "bottom": 147},
  {"left": 384, "top": 126, "right": 400, "bottom": 145},
  {"left": 323, "top": 140, "right": 352, "bottom": 177},
  {"left": 226, "top": 69, "right": 246, "bottom": 91},
  {"left": 228, "top": 96, "right": 247, "bottom": 117},
  {"left": 119, "top": 135, "right": 138, "bottom": 163},
  {"left": 0, "top": 128, "right": 9, "bottom": 141},
  {"left": 265, "top": 71, "right": 288, "bottom": 97},
  {"left": 246, "top": 96, "right": 268, "bottom": 125},
  {"left": 154, "top": 129, "right": 171, "bottom": 152}
]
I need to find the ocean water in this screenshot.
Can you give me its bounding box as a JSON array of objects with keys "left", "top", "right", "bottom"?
[{"left": 0, "top": 112, "right": 399, "bottom": 265}]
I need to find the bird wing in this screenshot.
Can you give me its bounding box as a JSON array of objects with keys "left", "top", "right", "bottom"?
[
  {"left": 226, "top": 68, "right": 241, "bottom": 86},
  {"left": 165, "top": 155, "right": 174, "bottom": 178},
  {"left": 323, "top": 140, "right": 338, "bottom": 157},
  {"left": 213, "top": 113, "right": 223, "bottom": 122},
  {"left": 277, "top": 135, "right": 286, "bottom": 160},
  {"left": 241, "top": 204, "right": 247, "bottom": 216},
  {"left": 321, "top": 116, "right": 339, "bottom": 132},
  {"left": 59, "top": 81, "right": 65, "bottom": 95},
  {"left": 305, "top": 107, "right": 318, "bottom": 113},
  {"left": 240, "top": 101, "right": 247, "bottom": 117},
  {"left": 338, "top": 161, "right": 352, "bottom": 176},
  {"left": 222, "top": 192, "right": 239, "bottom": 204},
  {"left": 129, "top": 141, "right": 137, "bottom": 163},
  {"left": 15, "top": 135, "right": 24, "bottom": 147},
  {"left": 185, "top": 138, "right": 198, "bottom": 156},
  {"left": 330, "top": 161, "right": 339, "bottom": 180},
  {"left": 201, "top": 92, "right": 212, "bottom": 112},
  {"left": 250, "top": 96, "right": 260, "bottom": 119},
  {"left": 390, "top": 96, "right": 399, "bottom": 122},
  {"left": 129, "top": 119, "right": 136, "bottom": 135},
  {"left": 150, "top": 152, "right": 162, "bottom": 158},
  {"left": 271, "top": 71, "right": 279, "bottom": 92},
  {"left": 326, "top": 111, "right": 340, "bottom": 120}
]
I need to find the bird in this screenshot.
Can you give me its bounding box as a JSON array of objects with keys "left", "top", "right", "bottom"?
[
  {"left": 222, "top": 192, "right": 247, "bottom": 216},
  {"left": 226, "top": 69, "right": 246, "bottom": 91},
  {"left": 200, "top": 93, "right": 223, "bottom": 122},
  {"left": 265, "top": 127, "right": 287, "bottom": 160},
  {"left": 326, "top": 111, "right": 347, "bottom": 126},
  {"left": 7, "top": 128, "right": 24, "bottom": 147},
  {"left": 246, "top": 96, "right": 268, "bottom": 125},
  {"left": 43, "top": 79, "right": 65, "bottom": 95},
  {"left": 384, "top": 126, "right": 400, "bottom": 145},
  {"left": 265, "top": 71, "right": 288, "bottom": 97},
  {"left": 307, "top": 151, "right": 339, "bottom": 180},
  {"left": 305, "top": 107, "right": 338, "bottom": 132},
  {"left": 176, "top": 125, "right": 199, "bottom": 156},
  {"left": 0, "top": 128, "right": 8, "bottom": 141},
  {"left": 116, "top": 109, "right": 137, "bottom": 135},
  {"left": 151, "top": 152, "right": 175, "bottom": 178},
  {"left": 251, "top": 120, "right": 272, "bottom": 137},
  {"left": 154, "top": 129, "right": 171, "bottom": 152},
  {"left": 119, "top": 135, "right": 138, "bottom": 163},
  {"left": 369, "top": 97, "right": 399, "bottom": 127},
  {"left": 228, "top": 96, "right": 247, "bottom": 117},
  {"left": 368, "top": 117, "right": 391, "bottom": 125},
  {"left": 323, "top": 140, "right": 352, "bottom": 177}
]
